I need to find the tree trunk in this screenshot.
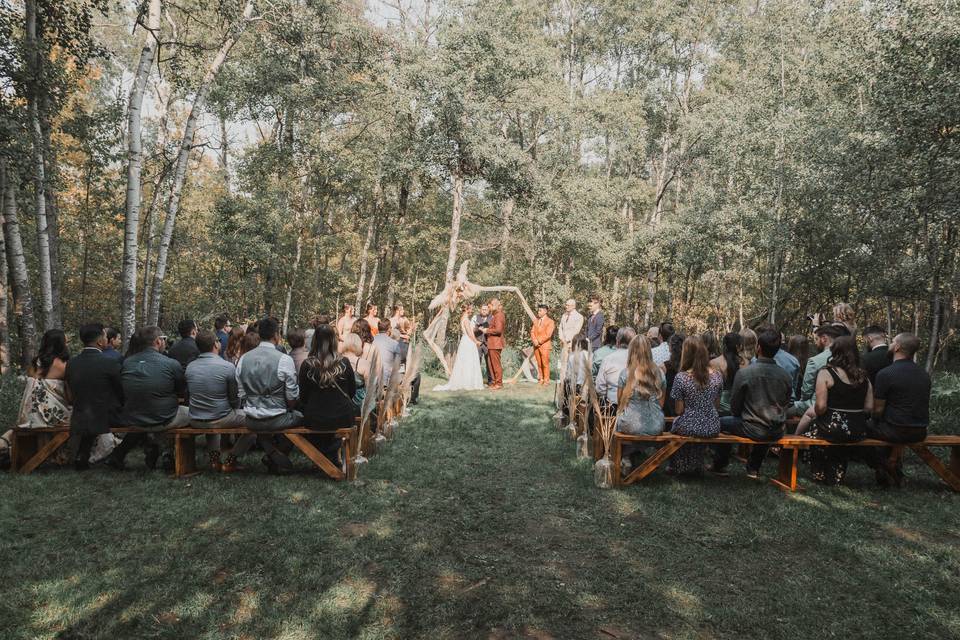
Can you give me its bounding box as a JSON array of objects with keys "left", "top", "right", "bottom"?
[
  {"left": 444, "top": 171, "right": 465, "bottom": 283},
  {"left": 41, "top": 110, "right": 61, "bottom": 328},
  {"left": 0, "top": 174, "right": 9, "bottom": 374},
  {"left": 121, "top": 0, "right": 161, "bottom": 342},
  {"left": 2, "top": 164, "right": 38, "bottom": 369},
  {"left": 355, "top": 205, "right": 376, "bottom": 306},
  {"left": 926, "top": 273, "right": 941, "bottom": 373},
  {"left": 499, "top": 196, "right": 514, "bottom": 270},
  {"left": 148, "top": 0, "right": 255, "bottom": 325},
  {"left": 25, "top": 0, "right": 54, "bottom": 330},
  {"left": 885, "top": 297, "right": 893, "bottom": 336},
  {"left": 282, "top": 230, "right": 303, "bottom": 336}
]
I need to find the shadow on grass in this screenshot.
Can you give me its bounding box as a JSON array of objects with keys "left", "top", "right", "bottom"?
[{"left": 1, "top": 383, "right": 958, "bottom": 639}]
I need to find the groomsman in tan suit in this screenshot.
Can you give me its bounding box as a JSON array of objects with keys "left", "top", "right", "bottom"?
[{"left": 558, "top": 299, "right": 584, "bottom": 379}]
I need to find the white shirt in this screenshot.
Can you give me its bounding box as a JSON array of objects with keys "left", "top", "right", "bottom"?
[
  {"left": 559, "top": 310, "right": 584, "bottom": 344},
  {"left": 651, "top": 342, "right": 671, "bottom": 366},
  {"left": 235, "top": 342, "right": 299, "bottom": 419},
  {"left": 596, "top": 348, "right": 629, "bottom": 405}
]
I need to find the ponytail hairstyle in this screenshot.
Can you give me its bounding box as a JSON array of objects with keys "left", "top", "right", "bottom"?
[
  {"left": 721, "top": 332, "right": 743, "bottom": 386},
  {"left": 618, "top": 335, "right": 661, "bottom": 410}
]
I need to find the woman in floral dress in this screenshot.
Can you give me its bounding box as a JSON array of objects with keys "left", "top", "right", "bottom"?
[{"left": 669, "top": 336, "right": 723, "bottom": 475}]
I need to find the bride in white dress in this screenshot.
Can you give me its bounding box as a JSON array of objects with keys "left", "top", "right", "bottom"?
[{"left": 434, "top": 304, "right": 485, "bottom": 392}]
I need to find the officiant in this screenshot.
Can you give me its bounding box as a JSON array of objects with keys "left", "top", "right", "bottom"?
[{"left": 473, "top": 303, "right": 492, "bottom": 385}]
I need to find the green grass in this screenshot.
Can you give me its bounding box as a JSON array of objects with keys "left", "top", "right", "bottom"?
[{"left": 2, "top": 379, "right": 959, "bottom": 639}]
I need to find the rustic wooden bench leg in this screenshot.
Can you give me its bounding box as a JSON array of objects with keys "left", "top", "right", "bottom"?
[
  {"left": 16, "top": 431, "right": 70, "bottom": 475},
  {"left": 623, "top": 441, "right": 683, "bottom": 485},
  {"left": 341, "top": 434, "right": 354, "bottom": 480},
  {"left": 910, "top": 445, "right": 960, "bottom": 492},
  {"left": 771, "top": 446, "right": 801, "bottom": 492},
  {"left": 174, "top": 434, "right": 198, "bottom": 478},
  {"left": 11, "top": 431, "right": 37, "bottom": 473},
  {"left": 611, "top": 436, "right": 622, "bottom": 486},
  {"left": 951, "top": 446, "right": 960, "bottom": 479},
  {"left": 287, "top": 434, "right": 345, "bottom": 480}
]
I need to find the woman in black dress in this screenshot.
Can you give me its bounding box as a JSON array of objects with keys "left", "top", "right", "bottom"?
[
  {"left": 800, "top": 336, "right": 873, "bottom": 485},
  {"left": 299, "top": 324, "right": 358, "bottom": 465}
]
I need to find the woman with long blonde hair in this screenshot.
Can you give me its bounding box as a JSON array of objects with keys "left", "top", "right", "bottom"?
[
  {"left": 832, "top": 302, "right": 856, "bottom": 336},
  {"left": 616, "top": 335, "right": 667, "bottom": 464}
]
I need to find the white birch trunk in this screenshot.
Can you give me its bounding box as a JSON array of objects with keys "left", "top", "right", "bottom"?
[
  {"left": 25, "top": 0, "right": 53, "bottom": 330},
  {"left": 444, "top": 171, "right": 464, "bottom": 283},
  {"left": 2, "top": 163, "right": 38, "bottom": 368},
  {"left": 148, "top": 0, "right": 255, "bottom": 325},
  {"left": 121, "top": 0, "right": 162, "bottom": 343},
  {"left": 282, "top": 230, "right": 303, "bottom": 336},
  {"left": 355, "top": 207, "right": 376, "bottom": 305}
]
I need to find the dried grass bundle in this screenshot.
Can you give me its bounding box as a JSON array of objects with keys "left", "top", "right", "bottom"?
[{"left": 356, "top": 348, "right": 382, "bottom": 459}]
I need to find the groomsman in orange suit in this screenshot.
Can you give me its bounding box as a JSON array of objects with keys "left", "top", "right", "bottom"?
[
  {"left": 530, "top": 304, "right": 555, "bottom": 386},
  {"left": 483, "top": 298, "right": 506, "bottom": 390}
]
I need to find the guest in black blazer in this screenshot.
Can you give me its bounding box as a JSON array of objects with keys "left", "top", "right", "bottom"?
[
  {"left": 862, "top": 325, "right": 891, "bottom": 385},
  {"left": 65, "top": 323, "right": 123, "bottom": 470}
]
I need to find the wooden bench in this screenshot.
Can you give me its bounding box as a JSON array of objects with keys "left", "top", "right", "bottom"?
[
  {"left": 611, "top": 430, "right": 960, "bottom": 492},
  {"left": 10, "top": 424, "right": 357, "bottom": 481}
]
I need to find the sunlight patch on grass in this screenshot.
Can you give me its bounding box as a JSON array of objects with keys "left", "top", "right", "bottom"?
[
  {"left": 313, "top": 577, "right": 377, "bottom": 617},
  {"left": 232, "top": 587, "right": 259, "bottom": 625}
]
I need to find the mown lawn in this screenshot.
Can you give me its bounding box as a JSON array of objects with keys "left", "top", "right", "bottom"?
[{"left": 1, "top": 379, "right": 958, "bottom": 639}]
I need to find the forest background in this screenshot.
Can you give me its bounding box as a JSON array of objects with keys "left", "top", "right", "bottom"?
[{"left": 0, "top": 0, "right": 958, "bottom": 373}]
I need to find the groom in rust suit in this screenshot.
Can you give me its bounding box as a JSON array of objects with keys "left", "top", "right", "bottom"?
[{"left": 483, "top": 298, "right": 506, "bottom": 390}]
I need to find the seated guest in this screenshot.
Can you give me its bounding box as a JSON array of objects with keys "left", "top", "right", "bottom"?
[
  {"left": 739, "top": 327, "right": 758, "bottom": 362},
  {"left": 103, "top": 327, "right": 123, "bottom": 361},
  {"left": 651, "top": 322, "right": 674, "bottom": 365},
  {"left": 17, "top": 329, "right": 72, "bottom": 466},
  {"left": 563, "top": 338, "right": 591, "bottom": 418},
  {"left": 596, "top": 327, "right": 637, "bottom": 409},
  {"left": 711, "top": 328, "right": 793, "bottom": 478},
  {"left": 168, "top": 319, "right": 199, "bottom": 369},
  {"left": 645, "top": 325, "right": 661, "bottom": 348},
  {"left": 107, "top": 326, "right": 190, "bottom": 470},
  {"left": 786, "top": 334, "right": 810, "bottom": 400},
  {"left": 298, "top": 325, "right": 359, "bottom": 464},
  {"left": 236, "top": 317, "right": 300, "bottom": 472},
  {"left": 215, "top": 315, "right": 231, "bottom": 355},
  {"left": 870, "top": 333, "right": 931, "bottom": 485},
  {"left": 861, "top": 325, "right": 890, "bottom": 385},
  {"left": 364, "top": 304, "right": 381, "bottom": 336},
  {"left": 240, "top": 331, "right": 261, "bottom": 355},
  {"left": 701, "top": 330, "right": 720, "bottom": 359},
  {"left": 710, "top": 332, "right": 743, "bottom": 416},
  {"left": 373, "top": 318, "right": 402, "bottom": 387},
  {"left": 795, "top": 335, "right": 872, "bottom": 485},
  {"left": 186, "top": 330, "right": 251, "bottom": 472},
  {"left": 288, "top": 329, "right": 308, "bottom": 373},
  {"left": 662, "top": 333, "right": 685, "bottom": 417},
  {"left": 225, "top": 326, "right": 246, "bottom": 364},
  {"left": 616, "top": 335, "right": 666, "bottom": 466},
  {"left": 591, "top": 325, "right": 619, "bottom": 377},
  {"left": 65, "top": 323, "right": 123, "bottom": 470},
  {"left": 668, "top": 336, "right": 722, "bottom": 475},
  {"left": 341, "top": 332, "right": 372, "bottom": 408},
  {"left": 792, "top": 323, "right": 844, "bottom": 415}
]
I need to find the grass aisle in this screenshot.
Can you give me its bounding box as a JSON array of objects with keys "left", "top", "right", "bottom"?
[{"left": 1, "top": 381, "right": 958, "bottom": 639}]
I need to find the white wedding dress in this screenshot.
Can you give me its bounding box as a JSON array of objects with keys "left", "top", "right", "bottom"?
[{"left": 434, "top": 315, "right": 485, "bottom": 392}]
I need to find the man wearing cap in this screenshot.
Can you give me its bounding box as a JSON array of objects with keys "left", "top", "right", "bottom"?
[{"left": 790, "top": 323, "right": 845, "bottom": 416}]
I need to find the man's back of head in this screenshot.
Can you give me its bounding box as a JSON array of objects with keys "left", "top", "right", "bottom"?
[
  {"left": 863, "top": 325, "right": 886, "bottom": 347},
  {"left": 616, "top": 327, "right": 637, "bottom": 349},
  {"left": 79, "top": 323, "right": 105, "bottom": 347},
  {"left": 604, "top": 326, "right": 619, "bottom": 347},
  {"left": 892, "top": 332, "right": 921, "bottom": 360},
  {"left": 258, "top": 317, "right": 279, "bottom": 342},
  {"left": 196, "top": 330, "right": 218, "bottom": 353},
  {"left": 178, "top": 319, "right": 197, "bottom": 339},
  {"left": 757, "top": 327, "right": 782, "bottom": 359},
  {"left": 378, "top": 318, "right": 392, "bottom": 335},
  {"left": 215, "top": 315, "right": 228, "bottom": 332}
]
